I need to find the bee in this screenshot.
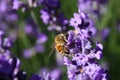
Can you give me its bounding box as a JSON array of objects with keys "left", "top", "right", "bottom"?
[{"left": 54, "top": 33, "right": 70, "bottom": 56}]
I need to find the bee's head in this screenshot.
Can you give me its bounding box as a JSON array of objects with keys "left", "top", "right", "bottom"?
[{"left": 55, "top": 34, "right": 65, "bottom": 43}]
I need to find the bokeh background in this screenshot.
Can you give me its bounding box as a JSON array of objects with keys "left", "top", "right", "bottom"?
[{"left": 0, "top": 0, "right": 120, "bottom": 80}]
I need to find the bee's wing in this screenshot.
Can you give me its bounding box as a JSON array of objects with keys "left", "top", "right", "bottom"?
[
  {"left": 48, "top": 48, "right": 55, "bottom": 58},
  {"left": 48, "top": 43, "right": 55, "bottom": 58}
]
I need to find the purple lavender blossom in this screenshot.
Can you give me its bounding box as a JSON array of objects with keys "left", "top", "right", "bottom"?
[
  {"left": 36, "top": 33, "right": 48, "bottom": 44},
  {"left": 0, "top": 0, "right": 7, "bottom": 13},
  {"left": 23, "top": 48, "right": 35, "bottom": 59},
  {"left": 0, "top": 30, "right": 12, "bottom": 60},
  {"left": 40, "top": 9, "right": 68, "bottom": 32},
  {"left": 78, "top": 0, "right": 110, "bottom": 42},
  {"left": 40, "top": 0, "right": 69, "bottom": 32},
  {"left": 12, "top": 0, "right": 23, "bottom": 10},
  {"left": 78, "top": 0, "right": 108, "bottom": 19},
  {"left": 23, "top": 32, "right": 47, "bottom": 58},
  {"left": 34, "top": 45, "right": 45, "bottom": 53},
  {"left": 24, "top": 19, "right": 39, "bottom": 36},
  {"left": 70, "top": 10, "right": 96, "bottom": 36},
  {"left": 42, "top": 0, "right": 60, "bottom": 9},
  {"left": 23, "top": 19, "right": 48, "bottom": 58},
  {"left": 40, "top": 10, "right": 50, "bottom": 24},
  {"left": 0, "top": 0, "right": 18, "bottom": 22},
  {"left": 0, "top": 0, "right": 18, "bottom": 42},
  {"left": 0, "top": 30, "right": 27, "bottom": 80},
  {"left": 30, "top": 74, "right": 42, "bottom": 80},
  {"left": 12, "top": 0, "right": 38, "bottom": 10},
  {"left": 63, "top": 10, "right": 108, "bottom": 80},
  {"left": 25, "top": 24, "right": 33, "bottom": 34},
  {"left": 0, "top": 57, "right": 27, "bottom": 80},
  {"left": 30, "top": 68, "right": 61, "bottom": 80},
  {"left": 23, "top": 44, "right": 45, "bottom": 58},
  {"left": 101, "top": 28, "right": 110, "bottom": 40}
]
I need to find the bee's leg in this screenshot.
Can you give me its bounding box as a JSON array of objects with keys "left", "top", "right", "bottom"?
[
  {"left": 63, "top": 47, "right": 69, "bottom": 56},
  {"left": 63, "top": 33, "right": 68, "bottom": 42}
]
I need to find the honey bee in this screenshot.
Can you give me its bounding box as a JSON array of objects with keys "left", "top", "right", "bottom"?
[{"left": 54, "top": 33, "right": 70, "bottom": 56}]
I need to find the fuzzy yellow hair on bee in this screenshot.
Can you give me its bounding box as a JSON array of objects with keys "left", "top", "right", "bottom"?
[
  {"left": 54, "top": 33, "right": 70, "bottom": 56},
  {"left": 48, "top": 33, "right": 70, "bottom": 58}
]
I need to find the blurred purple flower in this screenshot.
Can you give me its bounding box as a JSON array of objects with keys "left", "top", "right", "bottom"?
[
  {"left": 0, "top": 30, "right": 12, "bottom": 60},
  {"left": 56, "top": 52, "right": 64, "bottom": 65},
  {"left": 40, "top": 0, "right": 69, "bottom": 32},
  {"left": 78, "top": 0, "right": 108, "bottom": 19},
  {"left": 101, "top": 28, "right": 110, "bottom": 40},
  {"left": 36, "top": 33, "right": 48, "bottom": 44},
  {"left": 0, "top": 57, "right": 27, "bottom": 80},
  {"left": 42, "top": 0, "right": 60, "bottom": 9},
  {"left": 0, "top": 0, "right": 7, "bottom": 13},
  {"left": 0, "top": 31, "right": 27, "bottom": 80},
  {"left": 12, "top": 0, "right": 22, "bottom": 10},
  {"left": 23, "top": 49, "right": 35, "bottom": 59},
  {"left": 22, "top": 32, "right": 47, "bottom": 58},
  {"left": 40, "top": 10, "right": 50, "bottom": 25},
  {"left": 30, "top": 74, "right": 42, "bottom": 80},
  {"left": 6, "top": 12, "right": 18, "bottom": 21},
  {"left": 34, "top": 45, "right": 45, "bottom": 53},
  {"left": 23, "top": 19, "right": 48, "bottom": 58},
  {"left": 24, "top": 19, "right": 39, "bottom": 36},
  {"left": 25, "top": 24, "right": 33, "bottom": 34},
  {"left": 0, "top": 31, "right": 26, "bottom": 79},
  {"left": 0, "top": 0, "right": 19, "bottom": 43},
  {"left": 30, "top": 68, "right": 61, "bottom": 80}
]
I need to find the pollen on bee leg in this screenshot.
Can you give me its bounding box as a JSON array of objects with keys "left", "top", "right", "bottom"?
[{"left": 55, "top": 44, "right": 65, "bottom": 55}]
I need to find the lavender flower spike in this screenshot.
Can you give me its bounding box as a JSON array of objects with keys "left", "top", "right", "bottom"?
[
  {"left": 63, "top": 10, "right": 108, "bottom": 80},
  {"left": 0, "top": 30, "right": 11, "bottom": 60},
  {"left": 30, "top": 68, "right": 61, "bottom": 80},
  {"left": 0, "top": 30, "right": 27, "bottom": 80}
]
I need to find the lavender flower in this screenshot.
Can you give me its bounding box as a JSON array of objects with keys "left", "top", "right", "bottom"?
[
  {"left": 70, "top": 10, "right": 96, "bottom": 36},
  {"left": 0, "top": 30, "right": 27, "bottom": 80},
  {"left": 12, "top": 0, "right": 23, "bottom": 10},
  {"left": 40, "top": 0, "right": 69, "bottom": 32},
  {"left": 0, "top": 0, "right": 18, "bottom": 22},
  {"left": 0, "top": 0, "right": 18, "bottom": 43},
  {"left": 78, "top": 0, "right": 110, "bottom": 41},
  {"left": 12, "top": 0, "right": 38, "bottom": 10},
  {"left": 101, "top": 28, "right": 110, "bottom": 40},
  {"left": 63, "top": 10, "right": 108, "bottom": 80},
  {"left": 0, "top": 57, "right": 27, "bottom": 80},
  {"left": 30, "top": 68, "right": 61, "bottom": 80},
  {"left": 23, "top": 19, "right": 48, "bottom": 58},
  {"left": 0, "top": 30, "right": 12, "bottom": 60},
  {"left": 23, "top": 48, "right": 35, "bottom": 59},
  {"left": 30, "top": 74, "right": 42, "bottom": 80},
  {"left": 36, "top": 33, "right": 48, "bottom": 44},
  {"left": 78, "top": 0, "right": 108, "bottom": 19}
]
